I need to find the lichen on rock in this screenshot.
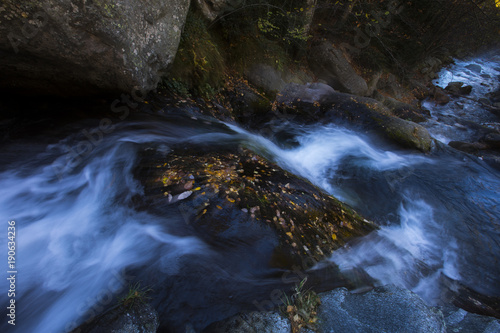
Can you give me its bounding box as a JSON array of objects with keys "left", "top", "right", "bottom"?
[{"left": 0, "top": 0, "right": 190, "bottom": 95}]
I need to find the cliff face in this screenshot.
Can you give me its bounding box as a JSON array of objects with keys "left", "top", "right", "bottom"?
[{"left": 0, "top": 0, "right": 190, "bottom": 95}]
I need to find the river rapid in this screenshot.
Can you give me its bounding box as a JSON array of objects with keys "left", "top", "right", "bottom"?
[{"left": 0, "top": 56, "right": 499, "bottom": 332}]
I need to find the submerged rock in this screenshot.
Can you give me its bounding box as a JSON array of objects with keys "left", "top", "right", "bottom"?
[
  {"left": 135, "top": 146, "right": 376, "bottom": 269},
  {"left": 465, "top": 64, "right": 482, "bottom": 73},
  {"left": 445, "top": 82, "right": 473, "bottom": 95},
  {"left": 0, "top": 0, "right": 189, "bottom": 95},
  {"left": 316, "top": 285, "right": 445, "bottom": 333}
]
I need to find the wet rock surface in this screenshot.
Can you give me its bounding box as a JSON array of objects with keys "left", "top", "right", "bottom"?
[
  {"left": 73, "top": 302, "right": 159, "bottom": 333},
  {"left": 135, "top": 145, "right": 376, "bottom": 269},
  {"left": 316, "top": 285, "right": 446, "bottom": 333},
  {"left": 274, "top": 85, "right": 432, "bottom": 152},
  {"left": 441, "top": 305, "right": 500, "bottom": 333},
  {"left": 204, "top": 284, "right": 500, "bottom": 333}
]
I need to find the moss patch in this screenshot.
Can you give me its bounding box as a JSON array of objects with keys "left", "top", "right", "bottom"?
[{"left": 166, "top": 9, "right": 225, "bottom": 98}]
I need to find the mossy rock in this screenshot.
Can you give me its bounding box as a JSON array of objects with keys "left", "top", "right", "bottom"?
[
  {"left": 275, "top": 86, "right": 432, "bottom": 152},
  {"left": 375, "top": 93, "right": 430, "bottom": 123},
  {"left": 379, "top": 117, "right": 432, "bottom": 152},
  {"left": 135, "top": 147, "right": 376, "bottom": 269}
]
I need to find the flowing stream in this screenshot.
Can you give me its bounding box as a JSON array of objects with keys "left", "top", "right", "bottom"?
[{"left": 0, "top": 57, "right": 499, "bottom": 333}]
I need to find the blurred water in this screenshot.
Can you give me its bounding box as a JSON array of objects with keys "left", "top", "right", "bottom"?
[
  {"left": 422, "top": 54, "right": 500, "bottom": 143},
  {"left": 234, "top": 122, "right": 500, "bottom": 304},
  {"left": 0, "top": 100, "right": 499, "bottom": 332}
]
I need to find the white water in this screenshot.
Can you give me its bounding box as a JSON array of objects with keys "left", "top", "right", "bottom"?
[
  {"left": 0, "top": 56, "right": 499, "bottom": 331},
  {"left": 0, "top": 126, "right": 213, "bottom": 333},
  {"left": 230, "top": 123, "right": 472, "bottom": 305},
  {"left": 423, "top": 54, "right": 500, "bottom": 143}
]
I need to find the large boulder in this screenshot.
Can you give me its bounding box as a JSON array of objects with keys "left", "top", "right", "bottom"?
[
  {"left": 135, "top": 146, "right": 376, "bottom": 269},
  {"left": 275, "top": 84, "right": 433, "bottom": 152},
  {"left": 0, "top": 0, "right": 190, "bottom": 95},
  {"left": 374, "top": 92, "right": 430, "bottom": 123},
  {"left": 245, "top": 63, "right": 315, "bottom": 97},
  {"left": 316, "top": 285, "right": 446, "bottom": 333},
  {"left": 308, "top": 41, "right": 368, "bottom": 96},
  {"left": 245, "top": 64, "right": 287, "bottom": 95}
]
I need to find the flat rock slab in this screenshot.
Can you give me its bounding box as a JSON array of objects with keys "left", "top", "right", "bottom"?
[
  {"left": 316, "top": 285, "right": 445, "bottom": 333},
  {"left": 442, "top": 305, "right": 500, "bottom": 333}
]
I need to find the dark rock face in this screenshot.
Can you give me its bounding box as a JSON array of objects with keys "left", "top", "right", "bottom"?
[
  {"left": 276, "top": 82, "right": 336, "bottom": 106},
  {"left": 308, "top": 41, "right": 368, "bottom": 96},
  {"left": 316, "top": 285, "right": 446, "bottom": 333},
  {"left": 428, "top": 84, "right": 451, "bottom": 105},
  {"left": 445, "top": 82, "right": 473, "bottom": 95},
  {"left": 246, "top": 64, "right": 287, "bottom": 95},
  {"left": 74, "top": 302, "right": 159, "bottom": 333},
  {"left": 376, "top": 93, "right": 430, "bottom": 123},
  {"left": 135, "top": 146, "right": 376, "bottom": 269},
  {"left": 0, "top": 0, "right": 190, "bottom": 95},
  {"left": 465, "top": 64, "right": 482, "bottom": 73},
  {"left": 483, "top": 133, "right": 500, "bottom": 150}
]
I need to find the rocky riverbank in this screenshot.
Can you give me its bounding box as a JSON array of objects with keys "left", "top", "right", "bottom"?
[{"left": 2, "top": 1, "right": 500, "bottom": 333}]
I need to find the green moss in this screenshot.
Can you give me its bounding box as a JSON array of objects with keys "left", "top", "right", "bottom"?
[
  {"left": 168, "top": 9, "right": 225, "bottom": 98},
  {"left": 93, "top": 0, "right": 116, "bottom": 18}
]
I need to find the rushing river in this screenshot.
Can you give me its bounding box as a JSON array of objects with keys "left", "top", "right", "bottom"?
[{"left": 0, "top": 57, "right": 499, "bottom": 333}]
